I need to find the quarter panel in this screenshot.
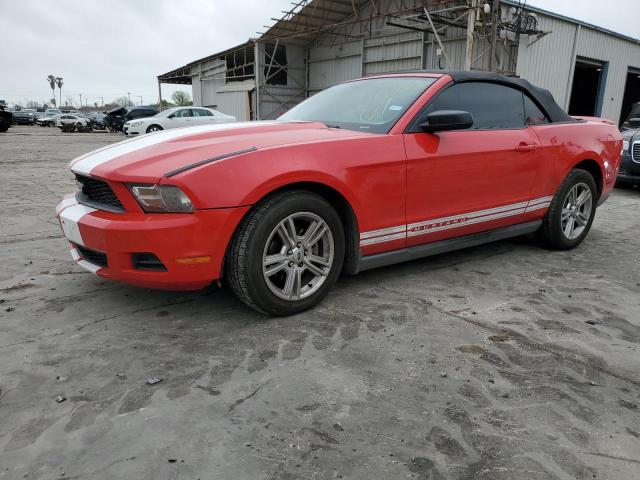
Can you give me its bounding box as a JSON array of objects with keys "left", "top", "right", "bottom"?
[{"left": 532, "top": 120, "right": 622, "bottom": 199}]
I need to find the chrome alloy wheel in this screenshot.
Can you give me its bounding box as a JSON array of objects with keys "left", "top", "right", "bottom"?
[
  {"left": 561, "top": 182, "right": 593, "bottom": 240},
  {"left": 262, "top": 212, "right": 335, "bottom": 301}
]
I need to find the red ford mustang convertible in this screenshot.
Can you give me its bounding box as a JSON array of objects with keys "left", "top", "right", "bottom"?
[{"left": 56, "top": 72, "right": 622, "bottom": 315}]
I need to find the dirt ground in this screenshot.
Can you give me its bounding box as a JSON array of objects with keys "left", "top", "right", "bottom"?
[{"left": 0, "top": 125, "right": 639, "bottom": 480}]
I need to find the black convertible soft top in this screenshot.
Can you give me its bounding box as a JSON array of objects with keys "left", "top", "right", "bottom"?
[{"left": 425, "top": 71, "right": 575, "bottom": 123}]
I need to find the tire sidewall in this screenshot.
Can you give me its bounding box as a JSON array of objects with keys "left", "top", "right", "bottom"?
[
  {"left": 547, "top": 170, "right": 598, "bottom": 249},
  {"left": 243, "top": 193, "right": 345, "bottom": 315}
]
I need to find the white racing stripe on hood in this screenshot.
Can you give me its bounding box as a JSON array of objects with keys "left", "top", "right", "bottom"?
[{"left": 70, "top": 121, "right": 275, "bottom": 176}]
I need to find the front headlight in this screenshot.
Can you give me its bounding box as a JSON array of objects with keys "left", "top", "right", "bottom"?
[
  {"left": 130, "top": 121, "right": 143, "bottom": 127},
  {"left": 622, "top": 140, "right": 629, "bottom": 154},
  {"left": 129, "top": 184, "right": 193, "bottom": 213}
]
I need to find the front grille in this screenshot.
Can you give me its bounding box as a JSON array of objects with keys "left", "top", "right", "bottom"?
[
  {"left": 76, "top": 245, "right": 108, "bottom": 268},
  {"left": 632, "top": 142, "right": 640, "bottom": 163},
  {"left": 75, "top": 174, "right": 124, "bottom": 212}
]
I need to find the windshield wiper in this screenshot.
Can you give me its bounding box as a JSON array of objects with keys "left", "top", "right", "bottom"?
[{"left": 323, "top": 123, "right": 341, "bottom": 129}]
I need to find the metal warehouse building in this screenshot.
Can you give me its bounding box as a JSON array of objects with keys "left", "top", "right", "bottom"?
[{"left": 158, "top": 0, "right": 640, "bottom": 125}]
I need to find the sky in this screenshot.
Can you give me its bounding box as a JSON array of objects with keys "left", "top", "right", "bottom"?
[{"left": 0, "top": 0, "right": 638, "bottom": 109}]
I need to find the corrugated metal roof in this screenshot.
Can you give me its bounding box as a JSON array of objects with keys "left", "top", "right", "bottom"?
[{"left": 158, "top": 41, "right": 254, "bottom": 83}]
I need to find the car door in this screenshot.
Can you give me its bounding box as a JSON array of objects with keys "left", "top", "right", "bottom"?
[
  {"left": 171, "top": 108, "right": 193, "bottom": 128},
  {"left": 403, "top": 81, "right": 546, "bottom": 247},
  {"left": 191, "top": 108, "right": 214, "bottom": 125}
]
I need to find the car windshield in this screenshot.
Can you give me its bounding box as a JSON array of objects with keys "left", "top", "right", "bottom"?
[{"left": 279, "top": 77, "right": 437, "bottom": 134}]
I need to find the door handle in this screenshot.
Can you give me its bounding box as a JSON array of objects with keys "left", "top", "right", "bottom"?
[{"left": 515, "top": 143, "right": 537, "bottom": 152}]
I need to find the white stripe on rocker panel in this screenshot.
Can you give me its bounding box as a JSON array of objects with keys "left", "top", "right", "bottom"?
[{"left": 359, "top": 196, "right": 553, "bottom": 247}]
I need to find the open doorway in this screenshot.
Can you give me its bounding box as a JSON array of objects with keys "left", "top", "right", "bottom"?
[
  {"left": 619, "top": 67, "right": 640, "bottom": 127},
  {"left": 568, "top": 58, "right": 607, "bottom": 117}
]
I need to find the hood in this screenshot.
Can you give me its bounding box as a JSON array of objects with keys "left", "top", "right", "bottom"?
[{"left": 69, "top": 121, "right": 371, "bottom": 182}]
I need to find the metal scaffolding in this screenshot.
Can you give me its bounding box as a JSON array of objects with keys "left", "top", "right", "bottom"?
[{"left": 157, "top": 0, "right": 549, "bottom": 117}]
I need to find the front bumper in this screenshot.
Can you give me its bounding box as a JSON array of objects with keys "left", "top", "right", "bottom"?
[
  {"left": 617, "top": 154, "right": 640, "bottom": 184},
  {"left": 123, "top": 125, "right": 143, "bottom": 135},
  {"left": 56, "top": 194, "right": 249, "bottom": 291}
]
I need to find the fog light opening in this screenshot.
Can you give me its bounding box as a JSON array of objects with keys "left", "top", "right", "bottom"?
[{"left": 132, "top": 253, "right": 167, "bottom": 271}]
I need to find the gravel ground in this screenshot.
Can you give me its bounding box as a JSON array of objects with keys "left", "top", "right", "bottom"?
[{"left": 0, "top": 125, "right": 639, "bottom": 480}]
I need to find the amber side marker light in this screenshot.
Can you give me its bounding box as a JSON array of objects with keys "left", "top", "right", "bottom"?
[{"left": 175, "top": 256, "right": 212, "bottom": 265}]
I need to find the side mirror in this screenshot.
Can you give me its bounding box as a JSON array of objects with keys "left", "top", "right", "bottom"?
[
  {"left": 628, "top": 117, "right": 640, "bottom": 128},
  {"left": 420, "top": 110, "right": 473, "bottom": 133},
  {"left": 168, "top": 114, "right": 175, "bottom": 118}
]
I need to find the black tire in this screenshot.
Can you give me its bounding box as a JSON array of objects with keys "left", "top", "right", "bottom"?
[
  {"left": 226, "top": 190, "right": 345, "bottom": 316},
  {"left": 536, "top": 169, "right": 598, "bottom": 250},
  {"left": 146, "top": 124, "right": 163, "bottom": 133}
]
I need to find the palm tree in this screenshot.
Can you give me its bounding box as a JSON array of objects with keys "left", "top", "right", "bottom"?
[
  {"left": 47, "top": 75, "right": 56, "bottom": 106},
  {"left": 55, "top": 77, "right": 63, "bottom": 107}
]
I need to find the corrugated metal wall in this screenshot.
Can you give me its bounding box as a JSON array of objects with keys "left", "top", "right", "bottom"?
[
  {"left": 575, "top": 27, "right": 640, "bottom": 121},
  {"left": 257, "top": 42, "right": 308, "bottom": 120},
  {"left": 189, "top": 58, "right": 253, "bottom": 121},
  {"left": 306, "top": 0, "right": 515, "bottom": 94},
  {"left": 516, "top": 11, "right": 640, "bottom": 121},
  {"left": 308, "top": 40, "right": 362, "bottom": 94},
  {"left": 516, "top": 15, "right": 580, "bottom": 110},
  {"left": 185, "top": 0, "right": 640, "bottom": 122},
  {"left": 363, "top": 32, "right": 424, "bottom": 75}
]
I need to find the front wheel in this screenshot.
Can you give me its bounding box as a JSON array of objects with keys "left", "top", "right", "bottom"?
[
  {"left": 536, "top": 169, "right": 597, "bottom": 250},
  {"left": 146, "top": 124, "right": 163, "bottom": 133},
  {"left": 226, "top": 191, "right": 345, "bottom": 316}
]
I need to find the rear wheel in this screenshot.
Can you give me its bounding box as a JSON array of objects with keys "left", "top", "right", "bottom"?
[
  {"left": 146, "top": 124, "right": 163, "bottom": 133},
  {"left": 536, "top": 169, "right": 597, "bottom": 250},
  {"left": 226, "top": 191, "right": 345, "bottom": 316}
]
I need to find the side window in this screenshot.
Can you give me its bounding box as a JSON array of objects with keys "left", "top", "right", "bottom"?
[
  {"left": 194, "top": 109, "right": 213, "bottom": 117},
  {"left": 524, "top": 95, "right": 550, "bottom": 125},
  {"left": 175, "top": 109, "right": 191, "bottom": 118},
  {"left": 417, "top": 82, "right": 525, "bottom": 130}
]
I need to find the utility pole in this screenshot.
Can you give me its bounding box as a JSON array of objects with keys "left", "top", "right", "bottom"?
[
  {"left": 127, "top": 92, "right": 131, "bottom": 107},
  {"left": 139, "top": 95, "right": 143, "bottom": 106},
  {"left": 79, "top": 93, "right": 83, "bottom": 110},
  {"left": 464, "top": 0, "right": 478, "bottom": 71},
  {"left": 99, "top": 96, "right": 104, "bottom": 108},
  {"left": 489, "top": 0, "right": 500, "bottom": 72}
]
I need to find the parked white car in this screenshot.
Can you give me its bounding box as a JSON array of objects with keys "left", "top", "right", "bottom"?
[
  {"left": 37, "top": 109, "right": 62, "bottom": 127},
  {"left": 123, "top": 107, "right": 236, "bottom": 135},
  {"left": 56, "top": 114, "right": 90, "bottom": 131}
]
